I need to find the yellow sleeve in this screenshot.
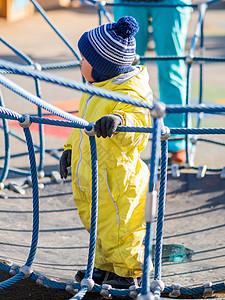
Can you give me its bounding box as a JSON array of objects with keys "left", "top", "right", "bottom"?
[
  {"left": 63, "top": 129, "right": 75, "bottom": 151},
  {"left": 112, "top": 98, "right": 151, "bottom": 149}
]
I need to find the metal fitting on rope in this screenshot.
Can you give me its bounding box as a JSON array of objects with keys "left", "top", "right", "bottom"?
[
  {"left": 0, "top": 192, "right": 8, "bottom": 199},
  {"left": 129, "top": 285, "right": 139, "bottom": 299},
  {"left": 33, "top": 63, "right": 42, "bottom": 72},
  {"left": 150, "top": 280, "right": 165, "bottom": 293},
  {"left": 37, "top": 170, "right": 45, "bottom": 179},
  {"left": 161, "top": 126, "right": 170, "bottom": 141},
  {"left": 80, "top": 278, "right": 95, "bottom": 291},
  {"left": 9, "top": 264, "right": 20, "bottom": 276},
  {"left": 66, "top": 280, "right": 78, "bottom": 295},
  {"left": 0, "top": 256, "right": 12, "bottom": 265},
  {"left": 171, "top": 164, "right": 180, "bottom": 178},
  {"left": 133, "top": 54, "right": 140, "bottom": 65},
  {"left": 102, "top": 0, "right": 107, "bottom": 5},
  {"left": 169, "top": 284, "right": 181, "bottom": 298},
  {"left": 19, "top": 114, "right": 32, "bottom": 128},
  {"left": 150, "top": 101, "right": 166, "bottom": 119},
  {"left": 145, "top": 191, "right": 157, "bottom": 222},
  {"left": 84, "top": 122, "right": 96, "bottom": 136},
  {"left": 8, "top": 182, "right": 25, "bottom": 195},
  {"left": 185, "top": 55, "right": 194, "bottom": 65},
  {"left": 137, "top": 292, "right": 154, "bottom": 300},
  {"left": 196, "top": 165, "right": 207, "bottom": 179},
  {"left": 203, "top": 282, "right": 213, "bottom": 297},
  {"left": 19, "top": 265, "right": 32, "bottom": 278},
  {"left": 0, "top": 182, "right": 4, "bottom": 190},
  {"left": 51, "top": 171, "right": 63, "bottom": 184},
  {"left": 220, "top": 167, "right": 225, "bottom": 179},
  {"left": 100, "top": 284, "right": 112, "bottom": 299},
  {"left": 183, "top": 161, "right": 193, "bottom": 169},
  {"left": 26, "top": 176, "right": 44, "bottom": 189},
  {"left": 36, "top": 274, "right": 47, "bottom": 286}
]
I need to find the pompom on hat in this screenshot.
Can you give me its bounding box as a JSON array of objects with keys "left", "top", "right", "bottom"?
[{"left": 78, "top": 16, "right": 139, "bottom": 82}]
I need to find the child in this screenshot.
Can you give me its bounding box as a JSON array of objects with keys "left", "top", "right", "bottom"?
[{"left": 60, "top": 16, "right": 153, "bottom": 289}]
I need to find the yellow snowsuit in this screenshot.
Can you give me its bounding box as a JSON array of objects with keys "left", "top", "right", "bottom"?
[{"left": 64, "top": 66, "right": 152, "bottom": 278}]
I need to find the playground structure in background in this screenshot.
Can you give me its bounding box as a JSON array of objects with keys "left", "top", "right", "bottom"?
[{"left": 0, "top": 0, "right": 225, "bottom": 299}]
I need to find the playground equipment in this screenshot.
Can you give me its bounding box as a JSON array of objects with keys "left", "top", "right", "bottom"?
[{"left": 0, "top": 0, "right": 225, "bottom": 299}]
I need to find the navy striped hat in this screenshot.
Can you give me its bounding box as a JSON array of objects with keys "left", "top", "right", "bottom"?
[{"left": 78, "top": 16, "right": 139, "bottom": 81}]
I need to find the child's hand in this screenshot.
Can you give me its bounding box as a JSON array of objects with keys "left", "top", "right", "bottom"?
[
  {"left": 59, "top": 149, "right": 72, "bottom": 179},
  {"left": 95, "top": 114, "right": 122, "bottom": 138}
]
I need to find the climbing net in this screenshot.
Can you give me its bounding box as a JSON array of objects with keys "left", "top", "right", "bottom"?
[{"left": 0, "top": 0, "right": 225, "bottom": 299}]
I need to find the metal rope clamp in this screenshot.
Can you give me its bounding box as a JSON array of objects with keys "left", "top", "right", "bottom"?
[
  {"left": 185, "top": 54, "right": 194, "bottom": 65},
  {"left": 84, "top": 122, "right": 96, "bottom": 136},
  {"left": 19, "top": 114, "right": 32, "bottom": 128},
  {"left": 161, "top": 126, "right": 171, "bottom": 141},
  {"left": 66, "top": 280, "right": 78, "bottom": 295},
  {"left": 196, "top": 165, "right": 207, "bottom": 179},
  {"left": 95, "top": 0, "right": 106, "bottom": 7},
  {"left": 80, "top": 278, "right": 95, "bottom": 291},
  {"left": 36, "top": 274, "right": 47, "bottom": 287},
  {"left": 129, "top": 285, "right": 139, "bottom": 299},
  {"left": 33, "top": 63, "right": 42, "bottom": 72},
  {"left": 9, "top": 264, "right": 20, "bottom": 276},
  {"left": 150, "top": 101, "right": 166, "bottom": 119},
  {"left": 0, "top": 182, "right": 4, "bottom": 190},
  {"left": 100, "top": 284, "right": 112, "bottom": 299},
  {"left": 150, "top": 279, "right": 165, "bottom": 293},
  {"left": 145, "top": 190, "right": 157, "bottom": 223},
  {"left": 171, "top": 164, "right": 180, "bottom": 178},
  {"left": 133, "top": 54, "right": 141, "bottom": 65},
  {"left": 169, "top": 284, "right": 181, "bottom": 297},
  {"left": 203, "top": 282, "right": 213, "bottom": 297},
  {"left": 19, "top": 265, "right": 32, "bottom": 279}
]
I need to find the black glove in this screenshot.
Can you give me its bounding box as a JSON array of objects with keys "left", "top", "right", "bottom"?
[
  {"left": 95, "top": 114, "right": 123, "bottom": 138},
  {"left": 59, "top": 149, "right": 72, "bottom": 179}
]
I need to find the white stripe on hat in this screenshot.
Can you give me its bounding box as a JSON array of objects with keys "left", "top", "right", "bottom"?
[{"left": 88, "top": 24, "right": 135, "bottom": 65}]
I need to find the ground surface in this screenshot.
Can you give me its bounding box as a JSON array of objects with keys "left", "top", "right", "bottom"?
[{"left": 0, "top": 1, "right": 225, "bottom": 299}]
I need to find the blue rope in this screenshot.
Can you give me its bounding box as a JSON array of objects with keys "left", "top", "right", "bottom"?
[
  {"left": 188, "top": 3, "right": 207, "bottom": 59},
  {"left": 1, "top": 60, "right": 225, "bottom": 114},
  {"left": 23, "top": 127, "right": 39, "bottom": 267},
  {"left": 0, "top": 60, "right": 154, "bottom": 111},
  {"left": 0, "top": 36, "right": 33, "bottom": 65},
  {"left": 141, "top": 118, "right": 161, "bottom": 296},
  {"left": 0, "top": 73, "right": 89, "bottom": 128},
  {"left": 0, "top": 36, "right": 46, "bottom": 174},
  {"left": 0, "top": 273, "right": 24, "bottom": 289},
  {"left": 70, "top": 286, "right": 89, "bottom": 300},
  {"left": 29, "top": 0, "right": 81, "bottom": 61},
  {"left": 0, "top": 90, "right": 10, "bottom": 183},
  {"left": 154, "top": 141, "right": 168, "bottom": 281},
  {"left": 85, "top": 136, "right": 98, "bottom": 279}
]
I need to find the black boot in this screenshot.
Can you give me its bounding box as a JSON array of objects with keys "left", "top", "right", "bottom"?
[
  {"left": 75, "top": 268, "right": 112, "bottom": 285},
  {"left": 103, "top": 274, "right": 141, "bottom": 289}
]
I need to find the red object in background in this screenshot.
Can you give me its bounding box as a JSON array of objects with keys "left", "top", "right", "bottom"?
[{"left": 8, "top": 98, "right": 80, "bottom": 139}]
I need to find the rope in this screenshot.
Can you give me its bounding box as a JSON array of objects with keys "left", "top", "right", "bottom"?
[
  {"left": 29, "top": 0, "right": 81, "bottom": 61},
  {"left": 0, "top": 90, "right": 10, "bottom": 183},
  {"left": 23, "top": 127, "right": 39, "bottom": 267},
  {"left": 141, "top": 118, "right": 161, "bottom": 296},
  {"left": 154, "top": 141, "right": 168, "bottom": 281}
]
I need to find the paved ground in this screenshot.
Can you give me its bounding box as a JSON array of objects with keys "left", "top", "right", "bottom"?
[{"left": 0, "top": 1, "right": 225, "bottom": 299}]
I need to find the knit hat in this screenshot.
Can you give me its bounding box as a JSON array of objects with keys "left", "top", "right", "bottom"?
[{"left": 78, "top": 16, "right": 139, "bottom": 82}]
